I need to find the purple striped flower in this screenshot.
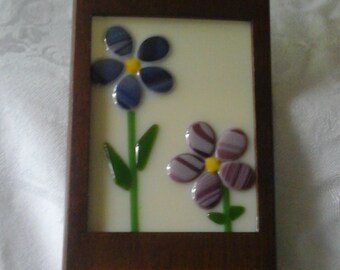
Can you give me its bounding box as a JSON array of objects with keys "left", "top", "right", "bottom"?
[{"left": 167, "top": 122, "right": 256, "bottom": 209}]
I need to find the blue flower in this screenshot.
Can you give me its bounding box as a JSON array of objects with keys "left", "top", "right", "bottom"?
[{"left": 91, "top": 26, "right": 174, "bottom": 110}]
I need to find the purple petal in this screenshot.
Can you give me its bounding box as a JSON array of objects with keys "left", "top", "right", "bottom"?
[
  {"left": 167, "top": 153, "right": 204, "bottom": 183},
  {"left": 185, "top": 122, "right": 216, "bottom": 157},
  {"left": 215, "top": 129, "right": 248, "bottom": 161},
  {"left": 218, "top": 162, "right": 256, "bottom": 190},
  {"left": 191, "top": 172, "right": 222, "bottom": 209}
]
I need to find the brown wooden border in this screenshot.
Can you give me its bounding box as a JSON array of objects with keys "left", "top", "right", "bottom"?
[{"left": 64, "top": 0, "right": 275, "bottom": 269}]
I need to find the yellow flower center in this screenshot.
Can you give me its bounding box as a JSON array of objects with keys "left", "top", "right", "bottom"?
[
  {"left": 205, "top": 157, "right": 220, "bottom": 173},
  {"left": 124, "top": 57, "right": 141, "bottom": 73}
]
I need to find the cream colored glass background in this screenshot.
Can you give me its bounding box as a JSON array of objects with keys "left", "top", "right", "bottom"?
[{"left": 89, "top": 17, "right": 257, "bottom": 232}]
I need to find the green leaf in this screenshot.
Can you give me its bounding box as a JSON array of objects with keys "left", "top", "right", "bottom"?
[
  {"left": 103, "top": 142, "right": 132, "bottom": 190},
  {"left": 230, "top": 206, "right": 245, "bottom": 221},
  {"left": 208, "top": 212, "right": 227, "bottom": 225},
  {"left": 136, "top": 124, "right": 159, "bottom": 170}
]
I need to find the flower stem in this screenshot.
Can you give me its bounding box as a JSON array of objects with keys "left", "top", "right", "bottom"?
[
  {"left": 127, "top": 111, "right": 139, "bottom": 232},
  {"left": 223, "top": 187, "right": 232, "bottom": 232}
]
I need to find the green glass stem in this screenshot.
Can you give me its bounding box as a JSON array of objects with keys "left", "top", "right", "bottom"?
[
  {"left": 127, "top": 111, "right": 139, "bottom": 232},
  {"left": 223, "top": 187, "right": 232, "bottom": 232}
]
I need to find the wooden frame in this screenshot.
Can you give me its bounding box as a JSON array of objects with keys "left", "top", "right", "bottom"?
[{"left": 64, "top": 0, "right": 275, "bottom": 269}]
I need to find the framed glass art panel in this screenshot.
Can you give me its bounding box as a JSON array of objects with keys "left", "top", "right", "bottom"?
[
  {"left": 89, "top": 17, "right": 257, "bottom": 233},
  {"left": 64, "top": 0, "right": 275, "bottom": 269}
]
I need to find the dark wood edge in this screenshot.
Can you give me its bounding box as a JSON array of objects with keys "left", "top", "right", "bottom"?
[
  {"left": 63, "top": 0, "right": 92, "bottom": 267},
  {"left": 252, "top": 1, "right": 276, "bottom": 267},
  {"left": 64, "top": 0, "right": 275, "bottom": 269},
  {"left": 90, "top": 0, "right": 255, "bottom": 20}
]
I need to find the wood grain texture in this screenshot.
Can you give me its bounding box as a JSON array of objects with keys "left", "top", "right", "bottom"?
[{"left": 64, "top": 0, "right": 275, "bottom": 269}]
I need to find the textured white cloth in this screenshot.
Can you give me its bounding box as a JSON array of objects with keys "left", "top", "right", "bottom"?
[
  {"left": 0, "top": 0, "right": 339, "bottom": 269},
  {"left": 0, "top": 1, "right": 71, "bottom": 269},
  {"left": 271, "top": 1, "right": 340, "bottom": 269}
]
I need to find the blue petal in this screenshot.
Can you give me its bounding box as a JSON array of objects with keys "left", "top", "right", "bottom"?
[
  {"left": 105, "top": 26, "right": 133, "bottom": 56},
  {"left": 137, "top": 36, "right": 169, "bottom": 62},
  {"left": 139, "top": 67, "right": 173, "bottom": 93},
  {"left": 91, "top": 59, "right": 124, "bottom": 85},
  {"left": 114, "top": 75, "right": 141, "bottom": 110}
]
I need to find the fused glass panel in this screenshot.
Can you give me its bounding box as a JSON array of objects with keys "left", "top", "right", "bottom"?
[{"left": 88, "top": 17, "right": 256, "bottom": 232}]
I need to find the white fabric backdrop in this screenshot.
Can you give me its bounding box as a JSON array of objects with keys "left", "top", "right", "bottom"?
[
  {"left": 271, "top": 1, "right": 340, "bottom": 269},
  {"left": 0, "top": 0, "right": 339, "bottom": 269}
]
